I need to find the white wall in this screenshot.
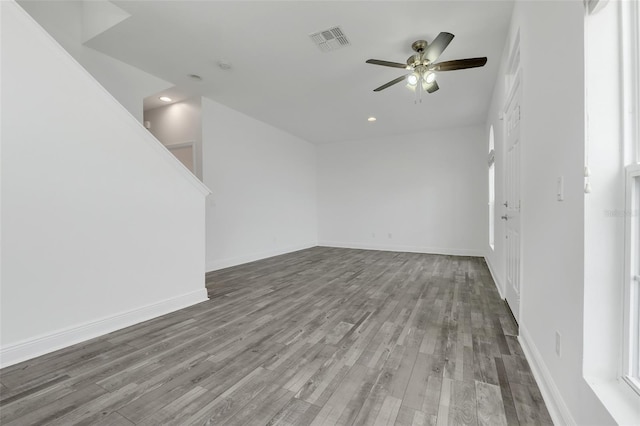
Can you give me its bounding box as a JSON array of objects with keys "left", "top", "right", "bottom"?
[
  {"left": 317, "top": 126, "right": 486, "bottom": 256},
  {"left": 485, "top": 1, "right": 615, "bottom": 424},
  {"left": 144, "top": 98, "right": 203, "bottom": 180},
  {"left": 17, "top": 0, "right": 172, "bottom": 123},
  {"left": 202, "top": 98, "right": 317, "bottom": 271},
  {"left": 1, "top": 1, "right": 209, "bottom": 367}
]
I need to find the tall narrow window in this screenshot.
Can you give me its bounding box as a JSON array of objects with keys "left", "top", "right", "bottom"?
[
  {"left": 622, "top": 0, "right": 640, "bottom": 395},
  {"left": 488, "top": 126, "right": 495, "bottom": 249}
]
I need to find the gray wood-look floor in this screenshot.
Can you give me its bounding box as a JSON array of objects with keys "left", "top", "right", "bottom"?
[{"left": 0, "top": 247, "right": 552, "bottom": 425}]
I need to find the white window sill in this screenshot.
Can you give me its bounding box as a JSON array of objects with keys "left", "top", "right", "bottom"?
[{"left": 585, "top": 376, "right": 640, "bottom": 425}]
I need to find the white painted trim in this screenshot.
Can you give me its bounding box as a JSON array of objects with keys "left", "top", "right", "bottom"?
[
  {"left": 0, "top": 289, "right": 208, "bottom": 368},
  {"left": 318, "top": 241, "right": 483, "bottom": 257},
  {"left": 623, "top": 165, "right": 640, "bottom": 388},
  {"left": 12, "top": 2, "right": 211, "bottom": 197},
  {"left": 585, "top": 0, "right": 609, "bottom": 15},
  {"left": 586, "top": 376, "right": 640, "bottom": 424},
  {"left": 620, "top": 0, "right": 639, "bottom": 165},
  {"left": 485, "top": 255, "right": 505, "bottom": 299},
  {"left": 206, "top": 243, "right": 317, "bottom": 272},
  {"left": 519, "top": 326, "right": 577, "bottom": 426}
]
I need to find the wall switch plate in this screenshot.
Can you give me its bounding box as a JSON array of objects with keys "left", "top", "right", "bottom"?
[{"left": 557, "top": 176, "right": 564, "bottom": 201}]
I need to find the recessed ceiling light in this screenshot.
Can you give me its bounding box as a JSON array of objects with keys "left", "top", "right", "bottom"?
[
  {"left": 159, "top": 96, "right": 172, "bottom": 102},
  {"left": 368, "top": 117, "right": 377, "bottom": 122}
]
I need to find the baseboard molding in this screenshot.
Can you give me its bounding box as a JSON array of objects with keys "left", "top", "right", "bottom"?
[
  {"left": 0, "top": 288, "right": 208, "bottom": 368},
  {"left": 318, "top": 241, "right": 483, "bottom": 257},
  {"left": 206, "top": 242, "right": 317, "bottom": 272},
  {"left": 484, "top": 255, "right": 505, "bottom": 299},
  {"left": 519, "top": 326, "right": 576, "bottom": 426}
]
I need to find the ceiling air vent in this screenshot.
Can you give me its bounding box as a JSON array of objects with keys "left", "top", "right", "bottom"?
[{"left": 309, "top": 26, "right": 350, "bottom": 52}]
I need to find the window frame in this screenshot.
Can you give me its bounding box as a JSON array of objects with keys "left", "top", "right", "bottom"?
[
  {"left": 623, "top": 165, "right": 640, "bottom": 395},
  {"left": 488, "top": 126, "right": 495, "bottom": 250},
  {"left": 621, "top": 0, "right": 640, "bottom": 396}
]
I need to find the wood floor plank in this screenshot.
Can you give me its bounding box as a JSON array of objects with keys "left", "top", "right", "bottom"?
[
  {"left": 393, "top": 405, "right": 416, "bottom": 426},
  {"left": 93, "top": 411, "right": 135, "bottom": 426},
  {"left": 0, "top": 380, "right": 78, "bottom": 424},
  {"left": 310, "top": 363, "right": 369, "bottom": 425},
  {"left": 494, "top": 356, "right": 520, "bottom": 426},
  {"left": 401, "top": 352, "right": 431, "bottom": 410},
  {"left": 475, "top": 381, "right": 508, "bottom": 426},
  {"left": 0, "top": 247, "right": 552, "bottom": 426},
  {"left": 373, "top": 395, "right": 402, "bottom": 426},
  {"left": 436, "top": 377, "right": 453, "bottom": 426},
  {"left": 3, "top": 384, "right": 108, "bottom": 426},
  {"left": 448, "top": 380, "right": 478, "bottom": 426},
  {"left": 422, "top": 375, "right": 442, "bottom": 418},
  {"left": 266, "top": 396, "right": 319, "bottom": 426}
]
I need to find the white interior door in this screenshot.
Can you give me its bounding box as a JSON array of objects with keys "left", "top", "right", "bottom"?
[{"left": 504, "top": 68, "right": 522, "bottom": 324}]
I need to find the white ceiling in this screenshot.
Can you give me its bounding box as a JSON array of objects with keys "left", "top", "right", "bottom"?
[{"left": 86, "top": 1, "right": 513, "bottom": 143}]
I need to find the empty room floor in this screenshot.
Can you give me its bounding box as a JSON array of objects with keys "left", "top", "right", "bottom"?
[{"left": 0, "top": 247, "right": 552, "bottom": 425}]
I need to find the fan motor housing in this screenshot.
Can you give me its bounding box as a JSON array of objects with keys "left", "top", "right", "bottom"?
[{"left": 411, "top": 40, "right": 428, "bottom": 52}]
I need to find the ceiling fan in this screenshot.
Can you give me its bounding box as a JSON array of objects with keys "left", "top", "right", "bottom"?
[{"left": 366, "top": 32, "right": 487, "bottom": 95}]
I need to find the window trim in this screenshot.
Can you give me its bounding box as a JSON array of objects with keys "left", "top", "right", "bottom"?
[
  {"left": 623, "top": 165, "right": 640, "bottom": 396},
  {"left": 621, "top": 0, "right": 639, "bottom": 165},
  {"left": 488, "top": 125, "right": 495, "bottom": 250}
]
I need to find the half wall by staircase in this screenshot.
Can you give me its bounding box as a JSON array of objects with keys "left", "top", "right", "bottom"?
[{"left": 0, "top": 1, "right": 211, "bottom": 367}]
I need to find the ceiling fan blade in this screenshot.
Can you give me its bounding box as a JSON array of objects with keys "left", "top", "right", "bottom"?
[
  {"left": 431, "top": 57, "right": 487, "bottom": 71},
  {"left": 426, "top": 81, "right": 439, "bottom": 93},
  {"left": 366, "top": 59, "right": 408, "bottom": 69},
  {"left": 424, "top": 32, "right": 454, "bottom": 63},
  {"left": 373, "top": 75, "right": 407, "bottom": 92}
]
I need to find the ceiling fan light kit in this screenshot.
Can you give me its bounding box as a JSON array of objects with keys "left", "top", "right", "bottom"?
[{"left": 366, "top": 32, "right": 488, "bottom": 101}]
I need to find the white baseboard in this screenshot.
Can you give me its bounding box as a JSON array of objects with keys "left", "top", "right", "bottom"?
[
  {"left": 0, "top": 288, "right": 208, "bottom": 368},
  {"left": 318, "top": 241, "right": 483, "bottom": 257},
  {"left": 206, "top": 242, "right": 317, "bottom": 272},
  {"left": 519, "top": 326, "right": 576, "bottom": 426},
  {"left": 484, "top": 255, "right": 505, "bottom": 299}
]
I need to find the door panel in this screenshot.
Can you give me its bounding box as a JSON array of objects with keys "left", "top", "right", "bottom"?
[{"left": 504, "top": 68, "right": 522, "bottom": 323}]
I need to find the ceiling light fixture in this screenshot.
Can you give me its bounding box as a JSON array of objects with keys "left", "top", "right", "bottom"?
[
  {"left": 366, "top": 33, "right": 488, "bottom": 102},
  {"left": 424, "top": 71, "right": 436, "bottom": 84},
  {"left": 159, "top": 96, "right": 172, "bottom": 102},
  {"left": 367, "top": 117, "right": 377, "bottom": 122}
]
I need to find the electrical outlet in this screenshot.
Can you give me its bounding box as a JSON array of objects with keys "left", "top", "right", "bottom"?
[{"left": 555, "top": 331, "right": 561, "bottom": 357}]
